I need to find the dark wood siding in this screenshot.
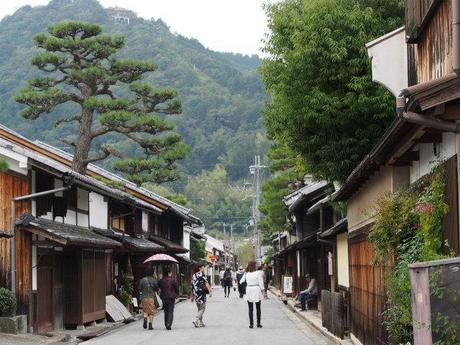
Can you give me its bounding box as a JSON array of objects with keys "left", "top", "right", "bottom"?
[
  {"left": 0, "top": 172, "right": 30, "bottom": 315},
  {"left": 442, "top": 155, "right": 459, "bottom": 254},
  {"left": 406, "top": 0, "right": 440, "bottom": 41},
  {"left": 416, "top": 0, "right": 453, "bottom": 83},
  {"left": 349, "top": 235, "right": 391, "bottom": 345},
  {"left": 82, "top": 249, "right": 106, "bottom": 324}
]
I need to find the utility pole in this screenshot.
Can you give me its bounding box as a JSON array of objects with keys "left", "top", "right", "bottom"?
[
  {"left": 230, "top": 224, "right": 234, "bottom": 268},
  {"left": 249, "top": 155, "right": 267, "bottom": 264},
  {"left": 223, "top": 223, "right": 227, "bottom": 266}
]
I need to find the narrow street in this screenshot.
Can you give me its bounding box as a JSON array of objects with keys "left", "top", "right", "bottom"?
[{"left": 83, "top": 288, "right": 333, "bottom": 345}]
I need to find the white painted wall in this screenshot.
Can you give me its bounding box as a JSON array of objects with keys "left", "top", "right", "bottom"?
[
  {"left": 183, "top": 227, "right": 191, "bottom": 260},
  {"left": 31, "top": 245, "right": 37, "bottom": 290},
  {"left": 142, "top": 211, "right": 149, "bottom": 232},
  {"left": 0, "top": 147, "right": 28, "bottom": 175},
  {"left": 89, "top": 192, "right": 108, "bottom": 229},
  {"left": 336, "top": 233, "right": 349, "bottom": 288},
  {"left": 366, "top": 27, "right": 407, "bottom": 96},
  {"left": 410, "top": 132, "right": 457, "bottom": 183}
]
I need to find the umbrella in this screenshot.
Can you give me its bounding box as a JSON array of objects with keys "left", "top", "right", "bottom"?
[{"left": 143, "top": 253, "right": 178, "bottom": 264}]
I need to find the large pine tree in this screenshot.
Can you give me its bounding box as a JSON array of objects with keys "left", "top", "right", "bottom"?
[{"left": 16, "top": 20, "right": 188, "bottom": 184}]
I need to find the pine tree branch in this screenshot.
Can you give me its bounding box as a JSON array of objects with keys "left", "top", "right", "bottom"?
[
  {"left": 90, "top": 126, "right": 110, "bottom": 138},
  {"left": 61, "top": 137, "right": 76, "bottom": 147},
  {"left": 54, "top": 115, "right": 81, "bottom": 128},
  {"left": 83, "top": 147, "right": 111, "bottom": 164}
]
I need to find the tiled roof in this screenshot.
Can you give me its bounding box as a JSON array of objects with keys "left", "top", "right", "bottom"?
[
  {"left": 149, "top": 235, "right": 188, "bottom": 254},
  {"left": 92, "top": 228, "right": 165, "bottom": 252},
  {"left": 18, "top": 213, "right": 121, "bottom": 248}
]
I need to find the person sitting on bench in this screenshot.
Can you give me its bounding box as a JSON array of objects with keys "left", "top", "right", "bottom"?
[{"left": 298, "top": 274, "right": 317, "bottom": 311}]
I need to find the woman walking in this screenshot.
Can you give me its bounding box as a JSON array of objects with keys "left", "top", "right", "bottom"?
[
  {"left": 223, "top": 267, "right": 233, "bottom": 297},
  {"left": 240, "top": 260, "right": 265, "bottom": 328},
  {"left": 139, "top": 266, "right": 159, "bottom": 330},
  {"left": 191, "top": 263, "right": 212, "bottom": 328},
  {"left": 236, "top": 266, "right": 245, "bottom": 298}
]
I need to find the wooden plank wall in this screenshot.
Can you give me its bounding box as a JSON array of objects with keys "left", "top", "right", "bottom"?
[
  {"left": 442, "top": 155, "right": 459, "bottom": 255},
  {"left": 349, "top": 237, "right": 391, "bottom": 345},
  {"left": 321, "top": 290, "right": 346, "bottom": 339},
  {"left": 0, "top": 172, "right": 30, "bottom": 313},
  {"left": 417, "top": 0, "right": 452, "bottom": 83}
]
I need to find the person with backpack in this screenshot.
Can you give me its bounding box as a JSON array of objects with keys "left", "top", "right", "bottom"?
[
  {"left": 191, "top": 263, "right": 212, "bottom": 328},
  {"left": 223, "top": 267, "right": 233, "bottom": 298},
  {"left": 236, "top": 266, "right": 245, "bottom": 298}
]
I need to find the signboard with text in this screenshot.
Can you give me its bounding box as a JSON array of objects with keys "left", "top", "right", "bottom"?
[{"left": 283, "top": 276, "right": 293, "bottom": 294}]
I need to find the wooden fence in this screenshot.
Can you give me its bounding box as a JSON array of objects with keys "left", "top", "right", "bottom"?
[{"left": 321, "top": 290, "right": 346, "bottom": 339}]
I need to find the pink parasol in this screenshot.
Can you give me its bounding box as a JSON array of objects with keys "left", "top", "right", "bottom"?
[{"left": 143, "top": 253, "right": 178, "bottom": 264}]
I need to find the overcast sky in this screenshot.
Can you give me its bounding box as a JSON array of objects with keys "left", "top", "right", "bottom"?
[{"left": 0, "top": 0, "right": 275, "bottom": 56}]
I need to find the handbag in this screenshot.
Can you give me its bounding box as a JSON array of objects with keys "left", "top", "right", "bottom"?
[
  {"left": 241, "top": 273, "right": 247, "bottom": 295},
  {"left": 153, "top": 292, "right": 162, "bottom": 309}
]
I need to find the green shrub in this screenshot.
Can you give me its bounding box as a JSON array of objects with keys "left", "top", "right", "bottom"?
[
  {"left": 0, "top": 288, "right": 16, "bottom": 317},
  {"left": 118, "top": 290, "right": 131, "bottom": 309},
  {"left": 369, "top": 163, "right": 451, "bottom": 344},
  {"left": 181, "top": 281, "right": 192, "bottom": 296}
]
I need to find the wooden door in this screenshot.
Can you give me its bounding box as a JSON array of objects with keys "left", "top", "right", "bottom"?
[
  {"left": 36, "top": 251, "right": 53, "bottom": 334},
  {"left": 53, "top": 253, "right": 64, "bottom": 330}
]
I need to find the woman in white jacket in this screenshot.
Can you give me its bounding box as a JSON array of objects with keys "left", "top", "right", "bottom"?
[{"left": 240, "top": 260, "right": 265, "bottom": 328}]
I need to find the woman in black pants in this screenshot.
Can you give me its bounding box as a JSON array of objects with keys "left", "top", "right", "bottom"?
[
  {"left": 223, "top": 267, "right": 233, "bottom": 297},
  {"left": 240, "top": 260, "right": 265, "bottom": 328}
]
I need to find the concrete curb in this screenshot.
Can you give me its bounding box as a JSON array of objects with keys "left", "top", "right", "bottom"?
[{"left": 269, "top": 287, "right": 352, "bottom": 345}]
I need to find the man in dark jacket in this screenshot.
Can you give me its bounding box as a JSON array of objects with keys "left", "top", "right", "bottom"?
[{"left": 158, "top": 269, "right": 179, "bottom": 330}]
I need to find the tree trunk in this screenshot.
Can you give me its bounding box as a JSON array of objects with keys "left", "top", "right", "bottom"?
[{"left": 72, "top": 106, "right": 93, "bottom": 174}]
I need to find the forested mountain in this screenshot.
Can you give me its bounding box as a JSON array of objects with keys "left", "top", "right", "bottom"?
[{"left": 0, "top": 0, "right": 267, "bottom": 185}]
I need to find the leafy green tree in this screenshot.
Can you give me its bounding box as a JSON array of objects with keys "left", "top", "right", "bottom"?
[
  {"left": 260, "top": 0, "right": 404, "bottom": 182},
  {"left": 259, "top": 143, "right": 307, "bottom": 242},
  {"left": 190, "top": 239, "right": 207, "bottom": 262},
  {"left": 236, "top": 241, "right": 256, "bottom": 267},
  {"left": 143, "top": 183, "right": 188, "bottom": 206},
  {"left": 15, "top": 20, "right": 188, "bottom": 184},
  {"left": 184, "top": 165, "right": 252, "bottom": 234}
]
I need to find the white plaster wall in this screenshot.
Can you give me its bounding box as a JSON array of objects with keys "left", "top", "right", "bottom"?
[
  {"left": 336, "top": 233, "right": 349, "bottom": 288},
  {"left": 89, "top": 192, "right": 108, "bottom": 229},
  {"left": 0, "top": 147, "right": 28, "bottom": 175},
  {"left": 183, "top": 229, "right": 191, "bottom": 259},
  {"left": 64, "top": 209, "right": 76, "bottom": 225},
  {"left": 78, "top": 213, "right": 89, "bottom": 227},
  {"left": 78, "top": 188, "right": 89, "bottom": 211},
  {"left": 142, "top": 211, "right": 148, "bottom": 232},
  {"left": 367, "top": 27, "right": 407, "bottom": 96},
  {"left": 410, "top": 133, "right": 457, "bottom": 184}
]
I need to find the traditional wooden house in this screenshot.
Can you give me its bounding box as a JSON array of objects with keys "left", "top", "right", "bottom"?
[
  {"left": 335, "top": 1, "right": 460, "bottom": 344},
  {"left": 277, "top": 180, "right": 331, "bottom": 296},
  {"left": 0, "top": 124, "right": 200, "bottom": 333}
]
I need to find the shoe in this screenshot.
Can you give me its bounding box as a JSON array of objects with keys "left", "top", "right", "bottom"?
[
  {"left": 249, "top": 325, "right": 253, "bottom": 328},
  {"left": 257, "top": 324, "right": 263, "bottom": 328},
  {"left": 192, "top": 321, "right": 198, "bottom": 328},
  {"left": 148, "top": 323, "right": 153, "bottom": 330},
  {"left": 143, "top": 319, "right": 147, "bottom": 329},
  {"left": 166, "top": 326, "right": 171, "bottom": 330}
]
